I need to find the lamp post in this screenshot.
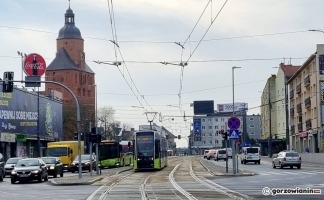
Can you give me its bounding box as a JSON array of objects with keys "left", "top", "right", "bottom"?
[
  {"left": 232, "top": 66, "right": 241, "bottom": 174},
  {"left": 17, "top": 51, "right": 27, "bottom": 82},
  {"left": 268, "top": 82, "right": 273, "bottom": 158}
]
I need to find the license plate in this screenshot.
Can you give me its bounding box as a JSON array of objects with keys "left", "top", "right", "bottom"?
[{"left": 19, "top": 174, "right": 29, "bottom": 177}]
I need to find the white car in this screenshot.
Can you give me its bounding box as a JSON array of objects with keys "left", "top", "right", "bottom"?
[{"left": 240, "top": 146, "right": 261, "bottom": 164}]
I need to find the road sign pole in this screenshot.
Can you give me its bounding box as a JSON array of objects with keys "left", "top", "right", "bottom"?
[
  {"left": 225, "top": 139, "right": 228, "bottom": 173},
  {"left": 232, "top": 139, "right": 236, "bottom": 174}
]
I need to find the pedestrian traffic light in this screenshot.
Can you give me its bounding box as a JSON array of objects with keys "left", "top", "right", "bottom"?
[
  {"left": 90, "top": 133, "right": 102, "bottom": 143},
  {"left": 2, "top": 72, "right": 14, "bottom": 93},
  {"left": 177, "top": 135, "right": 181, "bottom": 139}
]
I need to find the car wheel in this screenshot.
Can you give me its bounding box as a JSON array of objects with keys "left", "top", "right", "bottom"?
[
  {"left": 44, "top": 174, "right": 48, "bottom": 181},
  {"left": 0, "top": 173, "right": 3, "bottom": 181},
  {"left": 272, "top": 162, "right": 276, "bottom": 168},
  {"left": 71, "top": 170, "right": 75, "bottom": 173},
  {"left": 60, "top": 170, "right": 64, "bottom": 177},
  {"left": 244, "top": 160, "right": 246, "bottom": 164},
  {"left": 38, "top": 174, "right": 43, "bottom": 182},
  {"left": 297, "top": 165, "right": 301, "bottom": 169},
  {"left": 53, "top": 172, "right": 57, "bottom": 178},
  {"left": 280, "top": 162, "right": 283, "bottom": 169},
  {"left": 11, "top": 178, "right": 15, "bottom": 184},
  {"left": 258, "top": 160, "right": 261, "bottom": 165},
  {"left": 241, "top": 160, "right": 243, "bottom": 164},
  {"left": 290, "top": 166, "right": 293, "bottom": 169}
]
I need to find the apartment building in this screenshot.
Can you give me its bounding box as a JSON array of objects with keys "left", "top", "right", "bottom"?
[{"left": 287, "top": 44, "right": 324, "bottom": 153}]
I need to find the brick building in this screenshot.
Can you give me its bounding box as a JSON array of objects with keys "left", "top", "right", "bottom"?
[{"left": 45, "top": 5, "right": 95, "bottom": 140}]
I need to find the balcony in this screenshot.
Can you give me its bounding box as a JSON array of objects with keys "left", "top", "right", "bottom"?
[
  {"left": 297, "top": 122, "right": 303, "bottom": 132},
  {"left": 290, "top": 107, "right": 295, "bottom": 117},
  {"left": 296, "top": 103, "right": 302, "bottom": 113},
  {"left": 306, "top": 119, "right": 312, "bottom": 130},
  {"left": 296, "top": 83, "right": 301, "bottom": 95},
  {"left": 304, "top": 75, "right": 310, "bottom": 87},
  {"left": 289, "top": 89, "right": 294, "bottom": 99},
  {"left": 304, "top": 97, "right": 311, "bottom": 108},
  {"left": 290, "top": 125, "right": 295, "bottom": 135}
]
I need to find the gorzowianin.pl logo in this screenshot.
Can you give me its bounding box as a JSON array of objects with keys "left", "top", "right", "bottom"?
[{"left": 262, "top": 187, "right": 321, "bottom": 196}]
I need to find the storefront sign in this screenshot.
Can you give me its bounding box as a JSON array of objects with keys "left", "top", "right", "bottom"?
[
  {"left": 16, "top": 134, "right": 27, "bottom": 142},
  {"left": 0, "top": 132, "right": 16, "bottom": 142}
]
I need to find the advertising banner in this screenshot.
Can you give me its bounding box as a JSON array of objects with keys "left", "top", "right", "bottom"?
[
  {"left": 0, "top": 86, "right": 63, "bottom": 140},
  {"left": 217, "top": 103, "right": 248, "bottom": 113}
]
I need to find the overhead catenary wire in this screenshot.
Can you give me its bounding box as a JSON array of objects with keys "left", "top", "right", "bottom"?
[{"left": 106, "top": 0, "right": 155, "bottom": 113}]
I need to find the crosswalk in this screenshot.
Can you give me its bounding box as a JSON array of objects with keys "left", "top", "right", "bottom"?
[{"left": 256, "top": 170, "right": 324, "bottom": 176}]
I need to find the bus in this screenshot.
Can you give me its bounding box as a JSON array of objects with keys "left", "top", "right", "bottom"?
[
  {"left": 98, "top": 140, "right": 133, "bottom": 168},
  {"left": 133, "top": 130, "right": 167, "bottom": 171}
]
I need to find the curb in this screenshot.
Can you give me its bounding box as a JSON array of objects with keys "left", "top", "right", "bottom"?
[{"left": 48, "top": 167, "right": 133, "bottom": 186}]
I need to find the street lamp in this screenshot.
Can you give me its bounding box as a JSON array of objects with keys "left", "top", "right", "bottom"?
[
  {"left": 309, "top": 29, "right": 324, "bottom": 34},
  {"left": 232, "top": 66, "right": 241, "bottom": 174},
  {"left": 17, "top": 51, "right": 27, "bottom": 82}
]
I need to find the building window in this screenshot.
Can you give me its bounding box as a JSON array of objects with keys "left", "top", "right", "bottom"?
[
  {"left": 215, "top": 118, "right": 218, "bottom": 122},
  {"left": 202, "top": 119, "right": 205, "bottom": 122},
  {"left": 209, "top": 133, "right": 212, "bottom": 136},
  {"left": 215, "top": 126, "right": 218, "bottom": 129},
  {"left": 83, "top": 88, "right": 86, "bottom": 96},
  {"left": 77, "top": 88, "right": 81, "bottom": 96},
  {"left": 208, "top": 118, "right": 212, "bottom": 122},
  {"left": 203, "top": 141, "right": 206, "bottom": 144},
  {"left": 209, "top": 140, "right": 212, "bottom": 144},
  {"left": 249, "top": 125, "right": 255, "bottom": 128},
  {"left": 75, "top": 73, "right": 78, "bottom": 84},
  {"left": 250, "top": 132, "right": 255, "bottom": 135},
  {"left": 221, "top": 118, "right": 224, "bottom": 122},
  {"left": 202, "top": 126, "right": 205, "bottom": 129},
  {"left": 221, "top": 125, "right": 224, "bottom": 129},
  {"left": 215, "top": 140, "right": 218, "bottom": 144},
  {"left": 88, "top": 90, "right": 90, "bottom": 97},
  {"left": 208, "top": 126, "right": 212, "bottom": 129},
  {"left": 249, "top": 117, "right": 254, "bottom": 121}
]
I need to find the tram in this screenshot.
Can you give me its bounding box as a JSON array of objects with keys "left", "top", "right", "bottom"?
[
  {"left": 133, "top": 130, "right": 167, "bottom": 171},
  {"left": 98, "top": 140, "right": 133, "bottom": 168}
]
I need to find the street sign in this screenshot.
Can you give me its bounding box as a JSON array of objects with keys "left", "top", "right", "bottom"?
[
  {"left": 23, "top": 53, "right": 47, "bottom": 76},
  {"left": 229, "top": 130, "right": 240, "bottom": 140},
  {"left": 228, "top": 116, "right": 240, "bottom": 130}
]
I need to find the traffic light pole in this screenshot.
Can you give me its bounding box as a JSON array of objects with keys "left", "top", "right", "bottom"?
[
  {"left": 9, "top": 79, "right": 83, "bottom": 179},
  {"left": 225, "top": 138, "right": 228, "bottom": 173}
]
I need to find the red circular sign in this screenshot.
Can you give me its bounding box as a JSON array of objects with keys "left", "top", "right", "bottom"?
[{"left": 23, "top": 53, "right": 46, "bottom": 76}]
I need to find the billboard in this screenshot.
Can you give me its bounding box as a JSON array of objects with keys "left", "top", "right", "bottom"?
[
  {"left": 0, "top": 86, "right": 63, "bottom": 140},
  {"left": 193, "top": 100, "right": 214, "bottom": 115},
  {"left": 217, "top": 103, "right": 248, "bottom": 113}
]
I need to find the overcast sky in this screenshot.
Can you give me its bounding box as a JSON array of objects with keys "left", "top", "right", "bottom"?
[{"left": 1, "top": 0, "right": 324, "bottom": 147}]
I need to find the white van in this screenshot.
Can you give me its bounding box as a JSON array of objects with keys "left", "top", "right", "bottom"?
[
  {"left": 215, "top": 149, "right": 227, "bottom": 161},
  {"left": 240, "top": 146, "right": 261, "bottom": 164},
  {"left": 203, "top": 150, "right": 209, "bottom": 159}
]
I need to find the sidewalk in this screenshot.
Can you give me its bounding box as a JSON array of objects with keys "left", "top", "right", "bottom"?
[
  {"left": 48, "top": 166, "right": 132, "bottom": 186},
  {"left": 199, "top": 158, "right": 255, "bottom": 176}
]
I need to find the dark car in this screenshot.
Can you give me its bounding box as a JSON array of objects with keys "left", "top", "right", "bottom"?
[
  {"left": 41, "top": 157, "right": 64, "bottom": 178},
  {"left": 4, "top": 157, "right": 24, "bottom": 177},
  {"left": 11, "top": 158, "right": 48, "bottom": 184},
  {"left": 0, "top": 153, "right": 4, "bottom": 181},
  {"left": 71, "top": 154, "right": 96, "bottom": 173}
]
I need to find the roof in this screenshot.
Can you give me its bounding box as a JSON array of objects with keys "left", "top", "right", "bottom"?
[
  {"left": 279, "top": 63, "right": 300, "bottom": 78},
  {"left": 47, "top": 48, "right": 81, "bottom": 71},
  {"left": 287, "top": 54, "right": 316, "bottom": 84},
  {"left": 57, "top": 6, "right": 82, "bottom": 39}
]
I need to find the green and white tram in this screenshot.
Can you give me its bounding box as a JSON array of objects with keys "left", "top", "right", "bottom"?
[{"left": 133, "top": 130, "right": 167, "bottom": 171}]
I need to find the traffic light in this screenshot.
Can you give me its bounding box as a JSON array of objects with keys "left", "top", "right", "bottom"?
[
  {"left": 2, "top": 72, "right": 14, "bottom": 93},
  {"left": 90, "top": 133, "right": 102, "bottom": 143},
  {"left": 221, "top": 130, "right": 228, "bottom": 140},
  {"left": 177, "top": 135, "right": 181, "bottom": 139}
]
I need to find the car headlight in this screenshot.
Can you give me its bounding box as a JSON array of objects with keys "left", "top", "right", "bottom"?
[
  {"left": 71, "top": 163, "right": 76, "bottom": 166},
  {"left": 11, "top": 171, "right": 17, "bottom": 175},
  {"left": 32, "top": 170, "right": 40, "bottom": 174},
  {"left": 50, "top": 166, "right": 55, "bottom": 169},
  {"left": 84, "top": 162, "right": 90, "bottom": 165}
]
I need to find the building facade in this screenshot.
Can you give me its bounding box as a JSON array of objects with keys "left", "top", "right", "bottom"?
[
  {"left": 45, "top": 5, "right": 95, "bottom": 139},
  {"left": 287, "top": 44, "right": 324, "bottom": 153},
  {"left": 246, "top": 114, "right": 261, "bottom": 140}
]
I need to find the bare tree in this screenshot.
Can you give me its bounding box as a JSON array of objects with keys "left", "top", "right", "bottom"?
[
  {"left": 97, "top": 106, "right": 115, "bottom": 139},
  {"left": 122, "top": 123, "right": 133, "bottom": 131}
]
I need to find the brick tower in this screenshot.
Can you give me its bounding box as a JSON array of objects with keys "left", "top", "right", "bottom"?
[{"left": 45, "top": 5, "right": 95, "bottom": 140}]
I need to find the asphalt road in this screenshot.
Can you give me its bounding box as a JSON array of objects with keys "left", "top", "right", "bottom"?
[{"left": 205, "top": 156, "right": 324, "bottom": 199}]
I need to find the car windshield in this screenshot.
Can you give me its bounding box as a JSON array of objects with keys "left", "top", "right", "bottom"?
[
  {"left": 16, "top": 159, "right": 40, "bottom": 167},
  {"left": 247, "top": 148, "right": 259, "bottom": 153},
  {"left": 218, "top": 150, "right": 226, "bottom": 154},
  {"left": 286, "top": 152, "right": 299, "bottom": 157},
  {"left": 6, "top": 158, "right": 21, "bottom": 164},
  {"left": 42, "top": 158, "right": 56, "bottom": 164}
]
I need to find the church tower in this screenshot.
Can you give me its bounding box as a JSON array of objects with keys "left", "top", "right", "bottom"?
[{"left": 45, "top": 4, "right": 96, "bottom": 140}]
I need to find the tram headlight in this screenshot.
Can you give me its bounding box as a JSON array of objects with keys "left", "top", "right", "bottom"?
[
  {"left": 150, "top": 157, "right": 154, "bottom": 160},
  {"left": 137, "top": 158, "right": 142, "bottom": 161}
]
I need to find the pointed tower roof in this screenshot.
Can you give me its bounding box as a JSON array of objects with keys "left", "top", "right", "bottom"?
[
  {"left": 47, "top": 48, "right": 81, "bottom": 71},
  {"left": 58, "top": 4, "right": 82, "bottom": 39}
]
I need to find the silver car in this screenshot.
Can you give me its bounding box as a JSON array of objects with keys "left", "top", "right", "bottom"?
[{"left": 272, "top": 151, "right": 301, "bottom": 169}]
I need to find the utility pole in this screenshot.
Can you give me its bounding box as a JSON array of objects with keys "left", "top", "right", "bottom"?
[{"left": 268, "top": 82, "right": 273, "bottom": 158}]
